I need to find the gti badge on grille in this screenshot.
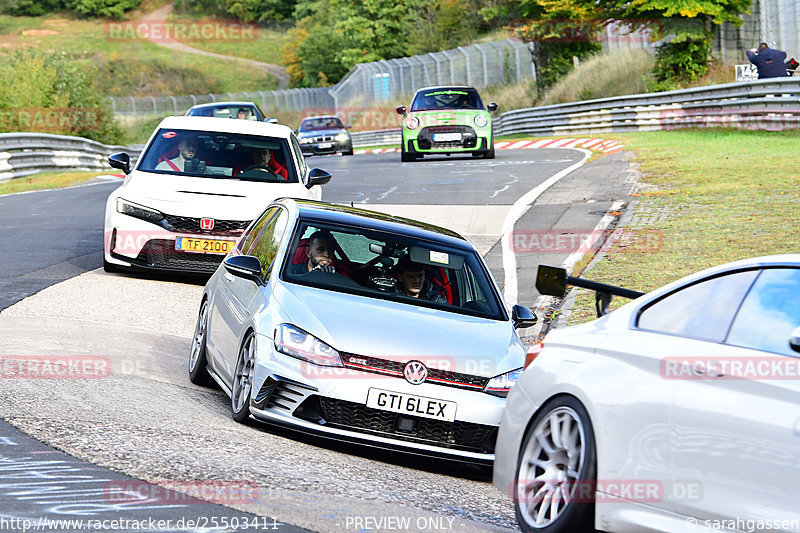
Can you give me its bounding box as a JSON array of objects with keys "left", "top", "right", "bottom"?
[
  {"left": 403, "top": 360, "right": 428, "bottom": 385},
  {"left": 200, "top": 218, "right": 215, "bottom": 230}
]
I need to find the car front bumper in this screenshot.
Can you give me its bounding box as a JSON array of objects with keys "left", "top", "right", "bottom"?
[{"left": 249, "top": 333, "right": 505, "bottom": 463}]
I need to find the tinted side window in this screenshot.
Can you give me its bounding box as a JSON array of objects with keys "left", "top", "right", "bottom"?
[
  {"left": 239, "top": 207, "right": 278, "bottom": 254},
  {"left": 726, "top": 268, "right": 800, "bottom": 355},
  {"left": 249, "top": 209, "right": 289, "bottom": 277},
  {"left": 636, "top": 270, "right": 759, "bottom": 342}
]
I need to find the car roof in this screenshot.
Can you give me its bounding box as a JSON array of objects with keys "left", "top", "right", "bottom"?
[
  {"left": 188, "top": 101, "right": 260, "bottom": 110},
  {"left": 632, "top": 254, "right": 800, "bottom": 306},
  {"left": 302, "top": 115, "right": 340, "bottom": 121},
  {"left": 279, "top": 199, "right": 470, "bottom": 246},
  {"left": 414, "top": 86, "right": 478, "bottom": 94},
  {"left": 155, "top": 115, "right": 291, "bottom": 138}
]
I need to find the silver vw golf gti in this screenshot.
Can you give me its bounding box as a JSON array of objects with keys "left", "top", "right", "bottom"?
[{"left": 189, "top": 199, "right": 536, "bottom": 462}]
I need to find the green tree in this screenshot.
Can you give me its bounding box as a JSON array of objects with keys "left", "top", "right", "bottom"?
[
  {"left": 515, "top": 0, "right": 752, "bottom": 86},
  {"left": 0, "top": 50, "right": 123, "bottom": 144}
]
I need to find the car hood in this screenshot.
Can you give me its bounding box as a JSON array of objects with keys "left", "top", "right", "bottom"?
[
  {"left": 273, "top": 282, "right": 524, "bottom": 378},
  {"left": 119, "top": 170, "right": 304, "bottom": 220},
  {"left": 298, "top": 128, "right": 347, "bottom": 138},
  {"left": 407, "top": 109, "right": 488, "bottom": 127}
]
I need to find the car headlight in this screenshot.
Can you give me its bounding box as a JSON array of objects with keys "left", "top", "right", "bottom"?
[
  {"left": 299, "top": 138, "right": 314, "bottom": 144},
  {"left": 116, "top": 198, "right": 164, "bottom": 223},
  {"left": 404, "top": 116, "right": 420, "bottom": 130},
  {"left": 335, "top": 133, "right": 349, "bottom": 143},
  {"left": 483, "top": 368, "right": 523, "bottom": 397},
  {"left": 474, "top": 114, "right": 488, "bottom": 128},
  {"left": 274, "top": 324, "right": 343, "bottom": 367}
]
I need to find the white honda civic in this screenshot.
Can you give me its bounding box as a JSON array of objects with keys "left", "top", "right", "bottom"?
[{"left": 103, "top": 116, "right": 331, "bottom": 274}]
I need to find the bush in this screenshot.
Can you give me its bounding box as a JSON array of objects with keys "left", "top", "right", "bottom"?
[
  {"left": 0, "top": 49, "right": 123, "bottom": 144},
  {"left": 541, "top": 49, "right": 654, "bottom": 105},
  {"left": 653, "top": 37, "right": 710, "bottom": 84}
]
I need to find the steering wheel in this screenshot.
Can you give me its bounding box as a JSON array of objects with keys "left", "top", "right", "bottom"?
[{"left": 239, "top": 165, "right": 276, "bottom": 175}]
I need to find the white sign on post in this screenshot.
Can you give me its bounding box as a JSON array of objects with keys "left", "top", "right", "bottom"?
[{"left": 735, "top": 64, "right": 759, "bottom": 81}]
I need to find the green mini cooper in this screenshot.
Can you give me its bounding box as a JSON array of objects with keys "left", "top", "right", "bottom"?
[{"left": 395, "top": 86, "right": 498, "bottom": 162}]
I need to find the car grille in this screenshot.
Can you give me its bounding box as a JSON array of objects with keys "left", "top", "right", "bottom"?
[
  {"left": 162, "top": 214, "right": 250, "bottom": 236},
  {"left": 418, "top": 125, "right": 477, "bottom": 150},
  {"left": 132, "top": 239, "right": 225, "bottom": 273},
  {"left": 316, "top": 397, "right": 496, "bottom": 453},
  {"left": 310, "top": 135, "right": 333, "bottom": 142},
  {"left": 340, "top": 353, "right": 489, "bottom": 391}
]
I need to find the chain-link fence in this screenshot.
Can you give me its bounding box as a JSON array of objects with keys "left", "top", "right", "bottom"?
[
  {"left": 109, "top": 38, "right": 534, "bottom": 119},
  {"left": 109, "top": 88, "right": 334, "bottom": 118},
  {"left": 330, "top": 39, "right": 534, "bottom": 108}
]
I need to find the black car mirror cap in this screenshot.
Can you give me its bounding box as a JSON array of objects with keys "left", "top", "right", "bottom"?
[
  {"left": 223, "top": 255, "right": 265, "bottom": 286},
  {"left": 487, "top": 102, "right": 498, "bottom": 112},
  {"left": 307, "top": 168, "right": 332, "bottom": 187},
  {"left": 108, "top": 152, "right": 131, "bottom": 174},
  {"left": 512, "top": 305, "right": 538, "bottom": 329},
  {"left": 395, "top": 106, "right": 407, "bottom": 116},
  {"left": 790, "top": 326, "right": 800, "bottom": 354}
]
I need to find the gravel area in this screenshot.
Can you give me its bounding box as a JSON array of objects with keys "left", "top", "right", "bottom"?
[{"left": 0, "top": 276, "right": 516, "bottom": 532}]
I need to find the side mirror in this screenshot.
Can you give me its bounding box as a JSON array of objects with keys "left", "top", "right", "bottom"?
[
  {"left": 487, "top": 102, "right": 498, "bottom": 112},
  {"left": 536, "top": 265, "right": 568, "bottom": 297},
  {"left": 265, "top": 117, "right": 278, "bottom": 124},
  {"left": 395, "top": 106, "right": 407, "bottom": 116},
  {"left": 345, "top": 124, "right": 352, "bottom": 129},
  {"left": 307, "top": 167, "right": 331, "bottom": 187},
  {"left": 292, "top": 129, "right": 298, "bottom": 135},
  {"left": 108, "top": 152, "right": 131, "bottom": 174},
  {"left": 790, "top": 326, "right": 800, "bottom": 354},
  {"left": 223, "top": 255, "right": 264, "bottom": 286},
  {"left": 512, "top": 305, "right": 537, "bottom": 329}
]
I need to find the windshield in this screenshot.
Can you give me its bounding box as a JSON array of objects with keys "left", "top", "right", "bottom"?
[
  {"left": 410, "top": 88, "right": 484, "bottom": 112},
  {"left": 138, "top": 128, "right": 297, "bottom": 183},
  {"left": 300, "top": 117, "right": 344, "bottom": 131},
  {"left": 282, "top": 220, "right": 506, "bottom": 321},
  {"left": 187, "top": 105, "right": 260, "bottom": 120}
]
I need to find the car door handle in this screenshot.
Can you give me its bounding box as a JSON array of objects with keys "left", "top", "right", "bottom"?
[{"left": 224, "top": 272, "right": 234, "bottom": 282}]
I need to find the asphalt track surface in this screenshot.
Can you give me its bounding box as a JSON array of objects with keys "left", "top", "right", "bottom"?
[{"left": 0, "top": 148, "right": 637, "bottom": 532}]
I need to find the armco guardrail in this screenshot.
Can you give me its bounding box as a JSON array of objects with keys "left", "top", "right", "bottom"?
[
  {"left": 351, "top": 129, "right": 401, "bottom": 148},
  {"left": 0, "top": 133, "right": 138, "bottom": 182},
  {"left": 493, "top": 78, "right": 800, "bottom": 136},
  {"left": 351, "top": 79, "right": 800, "bottom": 148}
]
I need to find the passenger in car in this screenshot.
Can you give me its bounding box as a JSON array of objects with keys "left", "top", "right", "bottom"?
[
  {"left": 240, "top": 147, "right": 288, "bottom": 179},
  {"left": 289, "top": 230, "right": 340, "bottom": 274},
  {"left": 393, "top": 255, "right": 448, "bottom": 304},
  {"left": 155, "top": 134, "right": 199, "bottom": 172}
]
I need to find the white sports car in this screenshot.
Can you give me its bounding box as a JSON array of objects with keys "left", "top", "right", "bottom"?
[
  {"left": 493, "top": 255, "right": 800, "bottom": 532},
  {"left": 104, "top": 116, "right": 331, "bottom": 274}
]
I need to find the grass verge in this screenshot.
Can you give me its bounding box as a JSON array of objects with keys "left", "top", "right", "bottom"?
[
  {"left": 567, "top": 128, "right": 800, "bottom": 324},
  {"left": 0, "top": 171, "right": 109, "bottom": 195}
]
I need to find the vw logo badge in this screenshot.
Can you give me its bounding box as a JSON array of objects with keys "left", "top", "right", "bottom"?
[{"left": 403, "top": 360, "right": 428, "bottom": 385}]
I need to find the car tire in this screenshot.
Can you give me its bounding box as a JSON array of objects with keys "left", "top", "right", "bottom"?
[
  {"left": 513, "top": 396, "right": 597, "bottom": 533},
  {"left": 103, "top": 258, "right": 119, "bottom": 273},
  {"left": 343, "top": 147, "right": 354, "bottom": 156},
  {"left": 230, "top": 331, "right": 256, "bottom": 423},
  {"left": 188, "top": 299, "right": 214, "bottom": 387},
  {"left": 401, "top": 149, "right": 415, "bottom": 162},
  {"left": 484, "top": 147, "right": 495, "bottom": 159}
]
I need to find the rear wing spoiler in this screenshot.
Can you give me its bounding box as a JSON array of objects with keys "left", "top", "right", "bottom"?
[{"left": 536, "top": 265, "right": 644, "bottom": 317}]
